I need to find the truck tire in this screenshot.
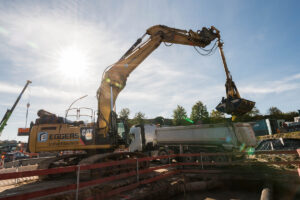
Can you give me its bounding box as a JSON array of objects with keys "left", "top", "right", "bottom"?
[
  {"left": 182, "top": 151, "right": 195, "bottom": 163},
  {"left": 212, "top": 155, "right": 228, "bottom": 163},
  {"left": 158, "top": 150, "right": 169, "bottom": 164}
]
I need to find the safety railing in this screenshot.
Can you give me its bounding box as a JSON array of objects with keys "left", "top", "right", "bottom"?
[{"left": 0, "top": 150, "right": 299, "bottom": 200}]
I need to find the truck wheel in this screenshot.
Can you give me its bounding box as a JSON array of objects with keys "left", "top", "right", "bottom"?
[
  {"left": 158, "top": 150, "right": 169, "bottom": 164},
  {"left": 213, "top": 155, "right": 228, "bottom": 163},
  {"left": 183, "top": 151, "right": 195, "bottom": 163}
]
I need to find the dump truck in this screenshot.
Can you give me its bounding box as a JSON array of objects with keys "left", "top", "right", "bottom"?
[{"left": 129, "top": 123, "right": 257, "bottom": 163}]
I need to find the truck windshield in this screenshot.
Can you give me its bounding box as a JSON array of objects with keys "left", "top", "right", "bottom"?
[
  {"left": 128, "top": 133, "right": 135, "bottom": 144},
  {"left": 117, "top": 122, "right": 125, "bottom": 139}
]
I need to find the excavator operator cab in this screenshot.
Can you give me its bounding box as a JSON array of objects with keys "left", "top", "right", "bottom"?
[
  {"left": 117, "top": 122, "right": 126, "bottom": 140},
  {"left": 115, "top": 119, "right": 130, "bottom": 146}
]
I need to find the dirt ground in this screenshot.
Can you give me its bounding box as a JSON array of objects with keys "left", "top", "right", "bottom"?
[
  {"left": 0, "top": 179, "right": 38, "bottom": 193},
  {"left": 173, "top": 189, "right": 261, "bottom": 200},
  {"left": 0, "top": 164, "right": 38, "bottom": 192},
  {"left": 0, "top": 153, "right": 299, "bottom": 199},
  {"left": 0, "top": 164, "right": 38, "bottom": 174},
  {"left": 257, "top": 131, "right": 300, "bottom": 140}
]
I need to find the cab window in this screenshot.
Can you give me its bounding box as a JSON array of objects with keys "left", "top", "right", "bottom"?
[
  {"left": 129, "top": 133, "right": 135, "bottom": 144},
  {"left": 117, "top": 122, "right": 125, "bottom": 138}
]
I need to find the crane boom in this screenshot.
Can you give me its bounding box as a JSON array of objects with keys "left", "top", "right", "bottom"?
[{"left": 0, "top": 80, "right": 32, "bottom": 136}]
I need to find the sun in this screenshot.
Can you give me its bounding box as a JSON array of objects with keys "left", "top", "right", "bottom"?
[{"left": 57, "top": 46, "right": 89, "bottom": 79}]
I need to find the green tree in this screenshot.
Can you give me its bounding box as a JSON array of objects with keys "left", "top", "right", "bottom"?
[
  {"left": 154, "top": 116, "right": 165, "bottom": 125},
  {"left": 268, "top": 107, "right": 282, "bottom": 116},
  {"left": 209, "top": 110, "right": 226, "bottom": 123},
  {"left": 248, "top": 106, "right": 260, "bottom": 117},
  {"left": 282, "top": 111, "right": 299, "bottom": 121},
  {"left": 210, "top": 109, "right": 225, "bottom": 123},
  {"left": 190, "top": 101, "right": 209, "bottom": 124},
  {"left": 210, "top": 109, "right": 225, "bottom": 118},
  {"left": 132, "top": 112, "right": 145, "bottom": 125},
  {"left": 119, "top": 108, "right": 130, "bottom": 121},
  {"left": 172, "top": 105, "right": 188, "bottom": 125}
]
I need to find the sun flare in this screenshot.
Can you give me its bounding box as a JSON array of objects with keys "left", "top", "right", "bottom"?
[{"left": 57, "top": 46, "right": 89, "bottom": 79}]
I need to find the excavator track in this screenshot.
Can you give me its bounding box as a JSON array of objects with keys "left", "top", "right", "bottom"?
[
  {"left": 36, "top": 152, "right": 149, "bottom": 181},
  {"left": 37, "top": 154, "right": 87, "bottom": 180}
]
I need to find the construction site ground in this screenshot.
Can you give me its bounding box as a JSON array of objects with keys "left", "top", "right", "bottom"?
[
  {"left": 0, "top": 155, "right": 299, "bottom": 200},
  {"left": 257, "top": 131, "right": 300, "bottom": 140}
]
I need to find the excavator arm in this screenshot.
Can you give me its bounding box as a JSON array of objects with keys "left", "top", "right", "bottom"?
[
  {"left": 97, "top": 25, "right": 219, "bottom": 136},
  {"left": 97, "top": 25, "right": 255, "bottom": 139},
  {"left": 212, "top": 28, "right": 255, "bottom": 116}
]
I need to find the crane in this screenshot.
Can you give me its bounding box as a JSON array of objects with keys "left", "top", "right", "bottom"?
[{"left": 0, "top": 80, "right": 32, "bottom": 136}]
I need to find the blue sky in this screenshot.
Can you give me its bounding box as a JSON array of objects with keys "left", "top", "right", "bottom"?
[{"left": 0, "top": 0, "right": 299, "bottom": 141}]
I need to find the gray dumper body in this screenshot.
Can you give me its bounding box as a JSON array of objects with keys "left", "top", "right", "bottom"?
[
  {"left": 129, "top": 123, "right": 256, "bottom": 153},
  {"left": 155, "top": 123, "right": 256, "bottom": 151}
]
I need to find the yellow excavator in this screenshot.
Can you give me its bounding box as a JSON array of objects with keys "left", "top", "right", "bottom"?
[{"left": 26, "top": 25, "right": 254, "bottom": 178}]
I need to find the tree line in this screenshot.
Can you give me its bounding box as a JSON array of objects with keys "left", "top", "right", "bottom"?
[{"left": 119, "top": 102, "right": 299, "bottom": 127}]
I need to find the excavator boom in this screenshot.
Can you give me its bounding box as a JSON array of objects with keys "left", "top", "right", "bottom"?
[{"left": 97, "top": 25, "right": 219, "bottom": 137}]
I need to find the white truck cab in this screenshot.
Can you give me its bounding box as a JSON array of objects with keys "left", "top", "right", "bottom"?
[{"left": 129, "top": 124, "right": 156, "bottom": 152}]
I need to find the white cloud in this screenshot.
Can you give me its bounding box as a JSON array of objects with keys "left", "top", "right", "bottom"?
[
  {"left": 0, "top": 6, "right": 129, "bottom": 90},
  {"left": 242, "top": 84, "right": 300, "bottom": 94},
  {"left": 0, "top": 82, "right": 22, "bottom": 94},
  {"left": 0, "top": 3, "right": 224, "bottom": 124},
  {"left": 240, "top": 73, "right": 300, "bottom": 95},
  {"left": 117, "top": 57, "right": 225, "bottom": 118},
  {"left": 0, "top": 81, "right": 83, "bottom": 101}
]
